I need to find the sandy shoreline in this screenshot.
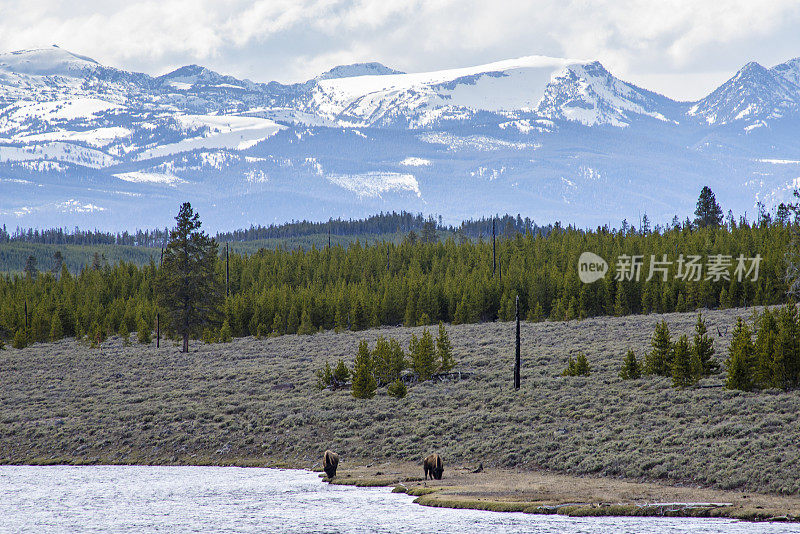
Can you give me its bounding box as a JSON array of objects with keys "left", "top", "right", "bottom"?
[{"left": 314, "top": 459, "right": 800, "bottom": 522}]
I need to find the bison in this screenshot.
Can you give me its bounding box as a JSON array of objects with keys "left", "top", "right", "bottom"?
[
  {"left": 323, "top": 450, "right": 339, "bottom": 478},
  {"left": 423, "top": 453, "right": 444, "bottom": 480}
]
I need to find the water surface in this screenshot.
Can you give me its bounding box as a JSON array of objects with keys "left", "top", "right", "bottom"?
[{"left": 1, "top": 466, "right": 799, "bottom": 533}]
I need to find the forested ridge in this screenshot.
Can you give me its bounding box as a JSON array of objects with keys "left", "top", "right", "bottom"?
[
  {"left": 0, "top": 218, "right": 791, "bottom": 347},
  {"left": 0, "top": 211, "right": 544, "bottom": 246}
]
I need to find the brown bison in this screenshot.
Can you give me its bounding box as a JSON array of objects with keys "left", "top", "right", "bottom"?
[
  {"left": 423, "top": 453, "right": 444, "bottom": 480},
  {"left": 323, "top": 450, "right": 339, "bottom": 478}
]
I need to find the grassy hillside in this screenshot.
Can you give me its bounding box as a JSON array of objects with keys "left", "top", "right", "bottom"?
[{"left": 2, "top": 306, "right": 798, "bottom": 496}]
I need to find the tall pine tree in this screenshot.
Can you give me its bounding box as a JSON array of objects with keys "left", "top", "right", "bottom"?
[
  {"left": 155, "top": 202, "right": 221, "bottom": 353},
  {"left": 694, "top": 186, "right": 723, "bottom": 228},
  {"left": 351, "top": 340, "right": 377, "bottom": 399},
  {"left": 645, "top": 321, "right": 673, "bottom": 376}
]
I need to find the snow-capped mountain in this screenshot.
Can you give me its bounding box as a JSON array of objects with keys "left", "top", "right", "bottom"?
[
  {"left": 689, "top": 60, "right": 800, "bottom": 125},
  {"left": 316, "top": 62, "right": 404, "bottom": 80},
  {"left": 2, "top": 45, "right": 800, "bottom": 231}
]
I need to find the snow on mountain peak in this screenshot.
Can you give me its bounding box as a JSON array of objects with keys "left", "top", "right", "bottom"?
[
  {"left": 772, "top": 57, "right": 800, "bottom": 88},
  {"left": 0, "top": 46, "right": 99, "bottom": 77},
  {"left": 316, "top": 62, "right": 404, "bottom": 80},
  {"left": 307, "top": 55, "right": 591, "bottom": 126},
  {"left": 689, "top": 60, "right": 800, "bottom": 124},
  {"left": 535, "top": 61, "right": 676, "bottom": 126}
]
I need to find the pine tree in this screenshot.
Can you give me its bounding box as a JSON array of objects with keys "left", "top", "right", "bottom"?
[
  {"left": 726, "top": 317, "right": 755, "bottom": 391},
  {"left": 614, "top": 282, "right": 628, "bottom": 317},
  {"left": 297, "top": 306, "right": 315, "bottom": 335},
  {"left": 49, "top": 313, "right": 63, "bottom": 342},
  {"left": 352, "top": 340, "right": 377, "bottom": 399},
  {"left": 351, "top": 298, "right": 367, "bottom": 331},
  {"left": 270, "top": 312, "right": 284, "bottom": 336},
  {"left": 691, "top": 313, "right": 718, "bottom": 376},
  {"left": 12, "top": 329, "right": 28, "bottom": 349},
  {"left": 563, "top": 353, "right": 590, "bottom": 376},
  {"left": 754, "top": 309, "right": 777, "bottom": 388},
  {"left": 219, "top": 319, "right": 233, "bottom": 342},
  {"left": 645, "top": 321, "right": 673, "bottom": 376},
  {"left": 137, "top": 317, "right": 151, "bottom": 344},
  {"left": 24, "top": 255, "right": 38, "bottom": 279},
  {"left": 575, "top": 353, "right": 590, "bottom": 375},
  {"left": 410, "top": 328, "right": 437, "bottom": 380},
  {"left": 118, "top": 321, "right": 130, "bottom": 344},
  {"left": 316, "top": 361, "right": 334, "bottom": 390},
  {"left": 333, "top": 359, "right": 350, "bottom": 386},
  {"left": 563, "top": 356, "right": 577, "bottom": 376},
  {"left": 52, "top": 250, "right": 64, "bottom": 276},
  {"left": 672, "top": 335, "right": 696, "bottom": 388},
  {"left": 286, "top": 302, "right": 300, "bottom": 334},
  {"left": 527, "top": 302, "right": 544, "bottom": 322},
  {"left": 619, "top": 349, "right": 641, "bottom": 379},
  {"left": 436, "top": 322, "right": 455, "bottom": 372},
  {"left": 694, "top": 186, "right": 723, "bottom": 228},
  {"left": 155, "top": 203, "right": 221, "bottom": 353},
  {"left": 372, "top": 336, "right": 401, "bottom": 386},
  {"left": 772, "top": 304, "right": 800, "bottom": 389}
]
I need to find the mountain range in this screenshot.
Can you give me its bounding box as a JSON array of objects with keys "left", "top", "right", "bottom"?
[{"left": 2, "top": 45, "right": 800, "bottom": 231}]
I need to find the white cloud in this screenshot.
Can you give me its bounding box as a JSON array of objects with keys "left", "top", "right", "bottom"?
[{"left": 1, "top": 0, "right": 799, "bottom": 100}]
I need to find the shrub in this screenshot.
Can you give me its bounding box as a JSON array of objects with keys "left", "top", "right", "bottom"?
[
  {"left": 352, "top": 341, "right": 377, "bottom": 399},
  {"left": 563, "top": 353, "right": 590, "bottom": 376},
  {"left": 619, "top": 350, "right": 641, "bottom": 380},
  {"left": 387, "top": 379, "right": 407, "bottom": 398}
]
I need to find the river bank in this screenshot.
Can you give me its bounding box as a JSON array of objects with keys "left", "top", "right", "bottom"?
[{"left": 322, "top": 460, "right": 800, "bottom": 522}]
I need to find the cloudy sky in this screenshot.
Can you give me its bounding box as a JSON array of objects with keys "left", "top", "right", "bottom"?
[{"left": 2, "top": 0, "right": 800, "bottom": 100}]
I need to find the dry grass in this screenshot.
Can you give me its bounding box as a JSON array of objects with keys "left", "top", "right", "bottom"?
[{"left": 2, "top": 306, "right": 799, "bottom": 502}]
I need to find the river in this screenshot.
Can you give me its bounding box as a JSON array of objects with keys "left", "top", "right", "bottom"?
[{"left": 1, "top": 466, "right": 799, "bottom": 533}]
